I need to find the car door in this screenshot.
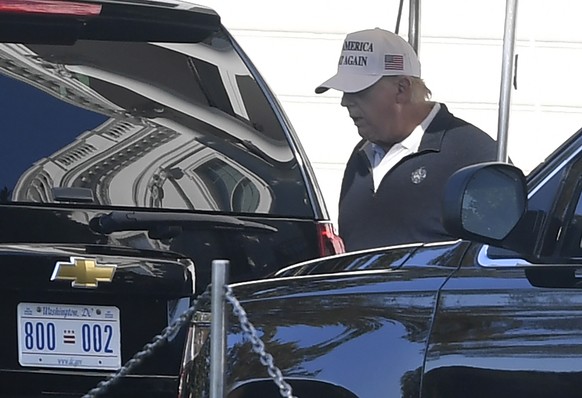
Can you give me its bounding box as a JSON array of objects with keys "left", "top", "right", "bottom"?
[
  {"left": 423, "top": 129, "right": 582, "bottom": 398},
  {"left": 424, "top": 257, "right": 582, "bottom": 398}
]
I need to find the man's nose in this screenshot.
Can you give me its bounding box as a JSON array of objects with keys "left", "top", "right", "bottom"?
[{"left": 340, "top": 93, "right": 353, "bottom": 107}]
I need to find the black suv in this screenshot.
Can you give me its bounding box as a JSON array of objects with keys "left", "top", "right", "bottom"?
[
  {"left": 183, "top": 127, "right": 582, "bottom": 398},
  {"left": 0, "top": 1, "right": 343, "bottom": 397}
]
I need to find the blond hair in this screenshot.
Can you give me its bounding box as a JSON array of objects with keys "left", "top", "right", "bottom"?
[
  {"left": 382, "top": 75, "right": 432, "bottom": 102},
  {"left": 409, "top": 76, "right": 432, "bottom": 102}
]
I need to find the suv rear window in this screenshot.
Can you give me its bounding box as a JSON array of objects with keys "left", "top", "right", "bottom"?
[{"left": 0, "top": 30, "right": 312, "bottom": 216}]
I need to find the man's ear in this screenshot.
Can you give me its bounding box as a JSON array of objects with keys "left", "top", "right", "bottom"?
[{"left": 395, "top": 77, "right": 412, "bottom": 103}]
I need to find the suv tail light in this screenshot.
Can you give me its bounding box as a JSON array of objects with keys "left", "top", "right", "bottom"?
[
  {"left": 316, "top": 221, "right": 345, "bottom": 256},
  {"left": 0, "top": 0, "right": 102, "bottom": 16}
]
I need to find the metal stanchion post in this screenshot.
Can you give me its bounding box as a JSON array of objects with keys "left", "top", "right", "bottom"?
[{"left": 210, "top": 259, "right": 229, "bottom": 398}]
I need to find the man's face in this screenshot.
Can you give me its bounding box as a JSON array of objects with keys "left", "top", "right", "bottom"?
[{"left": 340, "top": 77, "right": 404, "bottom": 147}]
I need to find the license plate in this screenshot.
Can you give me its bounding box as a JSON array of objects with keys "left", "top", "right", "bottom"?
[{"left": 17, "top": 303, "right": 121, "bottom": 370}]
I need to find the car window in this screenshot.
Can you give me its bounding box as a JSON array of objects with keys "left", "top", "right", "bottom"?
[
  {"left": 560, "top": 192, "right": 582, "bottom": 257},
  {"left": 549, "top": 154, "right": 582, "bottom": 258},
  {"left": 482, "top": 136, "right": 582, "bottom": 264},
  {"left": 0, "top": 31, "right": 312, "bottom": 217}
]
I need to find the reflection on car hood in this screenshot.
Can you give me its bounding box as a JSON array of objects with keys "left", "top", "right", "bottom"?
[{"left": 272, "top": 240, "right": 467, "bottom": 277}]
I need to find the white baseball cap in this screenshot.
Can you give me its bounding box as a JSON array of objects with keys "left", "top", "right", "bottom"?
[{"left": 315, "top": 28, "right": 421, "bottom": 94}]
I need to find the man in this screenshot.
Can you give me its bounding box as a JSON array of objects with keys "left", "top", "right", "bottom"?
[{"left": 315, "top": 27, "right": 498, "bottom": 252}]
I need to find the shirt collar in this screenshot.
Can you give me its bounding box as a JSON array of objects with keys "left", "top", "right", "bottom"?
[
  {"left": 361, "top": 102, "right": 441, "bottom": 160},
  {"left": 400, "top": 102, "right": 440, "bottom": 151}
]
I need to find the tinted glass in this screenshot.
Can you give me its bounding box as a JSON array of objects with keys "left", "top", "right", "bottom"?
[{"left": 0, "top": 31, "right": 311, "bottom": 216}]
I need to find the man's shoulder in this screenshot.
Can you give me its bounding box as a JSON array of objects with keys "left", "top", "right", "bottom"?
[
  {"left": 436, "top": 104, "right": 495, "bottom": 141},
  {"left": 431, "top": 104, "right": 497, "bottom": 161}
]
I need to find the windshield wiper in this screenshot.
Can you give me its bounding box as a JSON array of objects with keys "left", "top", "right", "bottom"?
[{"left": 90, "top": 211, "right": 278, "bottom": 239}]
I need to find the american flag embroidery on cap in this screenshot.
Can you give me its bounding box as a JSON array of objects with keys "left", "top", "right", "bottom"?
[{"left": 385, "top": 54, "right": 404, "bottom": 70}]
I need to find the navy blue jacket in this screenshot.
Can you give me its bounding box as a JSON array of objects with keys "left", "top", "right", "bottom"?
[{"left": 338, "top": 103, "right": 498, "bottom": 251}]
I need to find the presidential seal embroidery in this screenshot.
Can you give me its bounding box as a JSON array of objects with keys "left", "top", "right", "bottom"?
[{"left": 411, "top": 167, "right": 427, "bottom": 184}]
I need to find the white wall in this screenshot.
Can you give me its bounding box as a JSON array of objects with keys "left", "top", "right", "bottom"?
[{"left": 197, "top": 0, "right": 582, "bottom": 227}]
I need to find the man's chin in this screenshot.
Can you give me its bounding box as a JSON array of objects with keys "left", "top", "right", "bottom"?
[{"left": 357, "top": 129, "right": 374, "bottom": 142}]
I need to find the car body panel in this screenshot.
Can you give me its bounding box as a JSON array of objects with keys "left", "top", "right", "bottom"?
[
  {"left": 425, "top": 265, "right": 582, "bottom": 398},
  {"left": 0, "top": 205, "right": 325, "bottom": 293},
  {"left": 226, "top": 270, "right": 448, "bottom": 398},
  {"left": 189, "top": 241, "right": 582, "bottom": 398},
  {"left": 189, "top": 242, "right": 470, "bottom": 398},
  {"left": 0, "top": 242, "right": 192, "bottom": 396},
  {"left": 0, "top": 0, "right": 342, "bottom": 396},
  {"left": 183, "top": 123, "right": 582, "bottom": 398},
  {"left": 0, "top": 0, "right": 337, "bottom": 294},
  {"left": 274, "top": 240, "right": 468, "bottom": 277}
]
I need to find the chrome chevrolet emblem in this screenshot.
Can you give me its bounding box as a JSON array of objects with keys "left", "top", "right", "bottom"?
[{"left": 51, "top": 257, "right": 117, "bottom": 288}]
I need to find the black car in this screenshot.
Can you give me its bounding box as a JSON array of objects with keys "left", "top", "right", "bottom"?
[
  {"left": 182, "top": 126, "right": 582, "bottom": 398},
  {"left": 0, "top": 1, "right": 343, "bottom": 397}
]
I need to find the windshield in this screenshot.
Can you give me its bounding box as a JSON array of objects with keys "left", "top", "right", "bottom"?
[{"left": 0, "top": 29, "right": 311, "bottom": 217}]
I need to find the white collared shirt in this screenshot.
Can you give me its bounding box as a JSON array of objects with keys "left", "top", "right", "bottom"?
[{"left": 364, "top": 102, "right": 441, "bottom": 191}]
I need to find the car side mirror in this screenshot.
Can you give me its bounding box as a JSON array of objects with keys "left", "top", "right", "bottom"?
[{"left": 442, "top": 162, "right": 527, "bottom": 244}]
